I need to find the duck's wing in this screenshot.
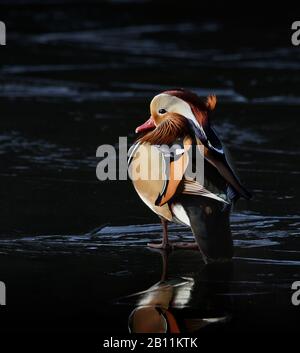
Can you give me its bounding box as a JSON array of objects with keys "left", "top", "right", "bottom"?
[
  {"left": 198, "top": 124, "right": 252, "bottom": 201},
  {"left": 204, "top": 146, "right": 252, "bottom": 200}
]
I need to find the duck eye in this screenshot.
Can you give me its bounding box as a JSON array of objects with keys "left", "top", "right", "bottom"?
[{"left": 158, "top": 108, "right": 167, "bottom": 114}]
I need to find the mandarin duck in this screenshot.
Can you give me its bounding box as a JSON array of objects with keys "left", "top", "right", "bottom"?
[{"left": 128, "top": 89, "right": 251, "bottom": 263}]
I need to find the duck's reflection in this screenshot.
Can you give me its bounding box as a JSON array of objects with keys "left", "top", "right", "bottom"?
[{"left": 128, "top": 250, "right": 232, "bottom": 333}]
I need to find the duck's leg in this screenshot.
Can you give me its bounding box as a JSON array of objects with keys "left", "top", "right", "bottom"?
[
  {"left": 147, "top": 219, "right": 171, "bottom": 249},
  {"left": 148, "top": 219, "right": 198, "bottom": 250},
  {"left": 160, "top": 249, "right": 168, "bottom": 281}
]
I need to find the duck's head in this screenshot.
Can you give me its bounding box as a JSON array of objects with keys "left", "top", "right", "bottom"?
[{"left": 135, "top": 89, "right": 217, "bottom": 145}]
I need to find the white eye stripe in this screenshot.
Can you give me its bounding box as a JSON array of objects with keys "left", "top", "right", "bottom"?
[{"left": 151, "top": 93, "right": 203, "bottom": 132}]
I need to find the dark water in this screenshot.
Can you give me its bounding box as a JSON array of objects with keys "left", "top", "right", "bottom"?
[{"left": 0, "top": 1, "right": 299, "bottom": 337}]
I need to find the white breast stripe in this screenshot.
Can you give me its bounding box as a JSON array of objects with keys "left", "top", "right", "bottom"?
[{"left": 175, "top": 148, "right": 185, "bottom": 155}]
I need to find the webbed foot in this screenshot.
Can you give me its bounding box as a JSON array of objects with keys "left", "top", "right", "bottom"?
[
  {"left": 147, "top": 242, "right": 198, "bottom": 250},
  {"left": 147, "top": 242, "right": 172, "bottom": 250}
]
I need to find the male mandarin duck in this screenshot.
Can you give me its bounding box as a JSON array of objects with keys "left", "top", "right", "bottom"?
[{"left": 128, "top": 89, "right": 251, "bottom": 263}]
